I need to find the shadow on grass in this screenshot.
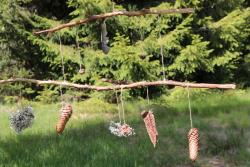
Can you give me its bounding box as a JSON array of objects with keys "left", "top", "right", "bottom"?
[
  {"left": 0, "top": 114, "right": 196, "bottom": 167},
  {"left": 0, "top": 97, "right": 250, "bottom": 167}
]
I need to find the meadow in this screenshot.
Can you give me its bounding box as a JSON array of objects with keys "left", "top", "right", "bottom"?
[{"left": 0, "top": 88, "right": 250, "bottom": 167}]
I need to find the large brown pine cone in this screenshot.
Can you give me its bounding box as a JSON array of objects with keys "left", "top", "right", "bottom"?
[
  {"left": 56, "top": 104, "right": 73, "bottom": 134},
  {"left": 141, "top": 110, "right": 158, "bottom": 147},
  {"left": 188, "top": 128, "right": 199, "bottom": 161}
]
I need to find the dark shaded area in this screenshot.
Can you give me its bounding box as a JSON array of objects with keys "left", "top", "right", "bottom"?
[
  {"left": 23, "top": 0, "right": 74, "bottom": 20},
  {"left": 0, "top": 101, "right": 250, "bottom": 167},
  {"left": 114, "top": 0, "right": 175, "bottom": 10},
  {"left": 0, "top": 0, "right": 249, "bottom": 102}
]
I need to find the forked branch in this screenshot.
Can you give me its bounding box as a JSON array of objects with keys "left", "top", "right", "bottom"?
[{"left": 34, "top": 8, "right": 194, "bottom": 35}]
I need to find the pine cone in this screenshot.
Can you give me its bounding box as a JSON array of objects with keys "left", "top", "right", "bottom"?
[
  {"left": 56, "top": 104, "right": 73, "bottom": 134},
  {"left": 141, "top": 110, "right": 158, "bottom": 147},
  {"left": 188, "top": 128, "right": 199, "bottom": 161}
]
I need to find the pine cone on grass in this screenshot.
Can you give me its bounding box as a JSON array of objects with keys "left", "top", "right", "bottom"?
[
  {"left": 188, "top": 128, "right": 199, "bottom": 161},
  {"left": 56, "top": 104, "right": 73, "bottom": 134},
  {"left": 141, "top": 110, "right": 158, "bottom": 147}
]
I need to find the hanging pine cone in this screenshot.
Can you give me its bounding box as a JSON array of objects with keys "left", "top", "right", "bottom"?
[
  {"left": 120, "top": 123, "right": 135, "bottom": 137},
  {"left": 141, "top": 110, "right": 158, "bottom": 147},
  {"left": 56, "top": 103, "right": 73, "bottom": 134},
  {"left": 188, "top": 128, "right": 199, "bottom": 161}
]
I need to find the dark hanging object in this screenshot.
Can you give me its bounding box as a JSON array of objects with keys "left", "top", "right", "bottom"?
[
  {"left": 56, "top": 103, "right": 73, "bottom": 134},
  {"left": 141, "top": 110, "right": 158, "bottom": 147},
  {"left": 101, "top": 19, "right": 110, "bottom": 54},
  {"left": 188, "top": 128, "right": 199, "bottom": 161},
  {"left": 139, "top": 54, "right": 147, "bottom": 60},
  {"left": 9, "top": 106, "right": 35, "bottom": 133}
]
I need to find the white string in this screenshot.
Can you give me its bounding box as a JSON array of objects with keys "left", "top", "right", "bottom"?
[
  {"left": 120, "top": 87, "right": 126, "bottom": 124},
  {"left": 160, "top": 34, "right": 166, "bottom": 81},
  {"left": 75, "top": 29, "right": 82, "bottom": 72},
  {"left": 146, "top": 87, "right": 150, "bottom": 105},
  {"left": 139, "top": 28, "right": 146, "bottom": 56},
  {"left": 186, "top": 83, "right": 193, "bottom": 128},
  {"left": 59, "top": 35, "right": 66, "bottom": 82},
  {"left": 112, "top": 2, "right": 115, "bottom": 12},
  {"left": 18, "top": 87, "right": 23, "bottom": 108},
  {"left": 115, "top": 89, "right": 122, "bottom": 123},
  {"left": 58, "top": 34, "right": 65, "bottom": 104}
]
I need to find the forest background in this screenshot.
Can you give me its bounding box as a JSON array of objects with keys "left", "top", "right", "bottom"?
[
  {"left": 1, "top": 1, "right": 250, "bottom": 167},
  {"left": 0, "top": 0, "right": 249, "bottom": 103}
]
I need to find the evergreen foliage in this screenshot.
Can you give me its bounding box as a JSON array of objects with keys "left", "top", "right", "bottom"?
[{"left": 0, "top": 0, "right": 249, "bottom": 101}]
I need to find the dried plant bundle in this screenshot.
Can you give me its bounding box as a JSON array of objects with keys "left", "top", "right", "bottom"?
[
  {"left": 9, "top": 106, "right": 35, "bottom": 133},
  {"left": 109, "top": 121, "right": 135, "bottom": 137}
]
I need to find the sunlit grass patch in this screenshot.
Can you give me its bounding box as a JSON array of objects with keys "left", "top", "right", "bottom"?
[{"left": 0, "top": 89, "right": 250, "bottom": 166}]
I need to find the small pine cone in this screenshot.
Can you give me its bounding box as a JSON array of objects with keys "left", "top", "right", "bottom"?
[
  {"left": 120, "top": 124, "right": 135, "bottom": 137},
  {"left": 188, "top": 128, "right": 199, "bottom": 161},
  {"left": 141, "top": 110, "right": 158, "bottom": 147},
  {"left": 56, "top": 104, "right": 73, "bottom": 134}
]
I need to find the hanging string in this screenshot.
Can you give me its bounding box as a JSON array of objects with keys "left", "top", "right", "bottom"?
[
  {"left": 75, "top": 28, "right": 83, "bottom": 72},
  {"left": 159, "top": 34, "right": 166, "bottom": 81},
  {"left": 146, "top": 87, "right": 150, "bottom": 105},
  {"left": 139, "top": 28, "right": 146, "bottom": 56},
  {"left": 58, "top": 34, "right": 65, "bottom": 103},
  {"left": 112, "top": 1, "right": 115, "bottom": 12},
  {"left": 18, "top": 86, "right": 23, "bottom": 108},
  {"left": 59, "top": 35, "right": 66, "bottom": 82},
  {"left": 139, "top": 28, "right": 144, "bottom": 41},
  {"left": 120, "top": 87, "right": 126, "bottom": 124},
  {"left": 186, "top": 83, "right": 193, "bottom": 128},
  {"left": 115, "top": 89, "right": 122, "bottom": 123}
]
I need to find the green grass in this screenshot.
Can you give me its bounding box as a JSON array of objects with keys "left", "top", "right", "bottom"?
[{"left": 0, "top": 89, "right": 250, "bottom": 167}]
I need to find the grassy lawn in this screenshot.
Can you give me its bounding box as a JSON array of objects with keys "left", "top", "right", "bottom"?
[{"left": 0, "top": 89, "right": 250, "bottom": 167}]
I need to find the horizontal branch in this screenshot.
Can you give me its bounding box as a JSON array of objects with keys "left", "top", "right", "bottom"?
[
  {"left": 0, "top": 78, "right": 236, "bottom": 91},
  {"left": 34, "top": 8, "right": 194, "bottom": 35}
]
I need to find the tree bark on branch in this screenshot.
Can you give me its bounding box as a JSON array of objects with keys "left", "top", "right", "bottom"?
[
  {"left": 0, "top": 78, "right": 236, "bottom": 91},
  {"left": 34, "top": 8, "right": 194, "bottom": 35}
]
